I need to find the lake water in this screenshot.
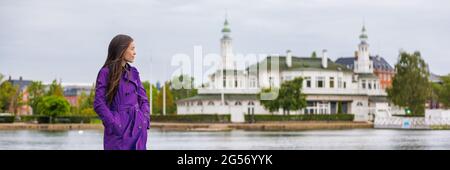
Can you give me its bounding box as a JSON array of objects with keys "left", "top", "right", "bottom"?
[{"left": 1, "top": 129, "right": 450, "bottom": 150}]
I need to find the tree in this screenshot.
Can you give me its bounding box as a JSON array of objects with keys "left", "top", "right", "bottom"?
[
  {"left": 46, "top": 80, "right": 64, "bottom": 97},
  {"left": 311, "top": 51, "right": 317, "bottom": 58},
  {"left": 0, "top": 80, "right": 19, "bottom": 113},
  {"left": 156, "top": 82, "right": 176, "bottom": 115},
  {"left": 37, "top": 96, "right": 71, "bottom": 122},
  {"left": 170, "top": 75, "right": 198, "bottom": 103},
  {"left": 387, "top": 51, "right": 431, "bottom": 115},
  {"left": 142, "top": 81, "right": 159, "bottom": 115},
  {"left": 78, "top": 88, "right": 94, "bottom": 110},
  {"left": 259, "top": 88, "right": 280, "bottom": 114},
  {"left": 259, "top": 77, "right": 307, "bottom": 115},
  {"left": 0, "top": 74, "right": 2, "bottom": 112},
  {"left": 73, "top": 84, "right": 96, "bottom": 116},
  {"left": 27, "top": 81, "right": 45, "bottom": 114},
  {"left": 436, "top": 75, "right": 450, "bottom": 108}
]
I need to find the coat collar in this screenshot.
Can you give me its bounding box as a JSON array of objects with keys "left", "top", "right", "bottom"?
[{"left": 122, "top": 63, "right": 139, "bottom": 88}]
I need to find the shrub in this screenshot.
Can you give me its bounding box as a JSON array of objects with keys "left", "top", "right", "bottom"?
[
  {"left": 150, "top": 114, "right": 230, "bottom": 123},
  {"left": 245, "top": 114, "right": 354, "bottom": 122},
  {"left": 0, "top": 116, "right": 14, "bottom": 123},
  {"left": 36, "top": 96, "right": 71, "bottom": 118}
]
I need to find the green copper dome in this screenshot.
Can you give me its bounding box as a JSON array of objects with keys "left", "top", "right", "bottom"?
[
  {"left": 221, "top": 19, "right": 231, "bottom": 33},
  {"left": 359, "top": 25, "right": 368, "bottom": 40}
]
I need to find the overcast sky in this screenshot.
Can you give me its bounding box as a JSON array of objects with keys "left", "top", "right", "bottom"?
[{"left": 1, "top": 0, "right": 449, "bottom": 86}]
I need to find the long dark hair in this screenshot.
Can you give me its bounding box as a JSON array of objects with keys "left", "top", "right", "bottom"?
[{"left": 101, "top": 34, "right": 134, "bottom": 104}]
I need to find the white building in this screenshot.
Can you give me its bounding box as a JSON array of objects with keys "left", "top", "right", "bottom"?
[{"left": 176, "top": 19, "right": 389, "bottom": 121}]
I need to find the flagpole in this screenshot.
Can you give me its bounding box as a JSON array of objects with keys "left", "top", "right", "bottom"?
[{"left": 163, "top": 82, "right": 166, "bottom": 116}]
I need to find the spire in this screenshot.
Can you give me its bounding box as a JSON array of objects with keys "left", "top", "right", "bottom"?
[
  {"left": 221, "top": 12, "right": 231, "bottom": 34},
  {"left": 359, "top": 24, "right": 368, "bottom": 42}
]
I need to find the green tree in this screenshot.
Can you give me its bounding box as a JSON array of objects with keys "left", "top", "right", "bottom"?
[
  {"left": 259, "top": 77, "right": 307, "bottom": 115},
  {"left": 142, "top": 81, "right": 159, "bottom": 115},
  {"left": 0, "top": 80, "right": 19, "bottom": 113},
  {"left": 74, "top": 84, "right": 96, "bottom": 116},
  {"left": 46, "top": 80, "right": 64, "bottom": 97},
  {"left": 170, "top": 75, "right": 198, "bottom": 106},
  {"left": 387, "top": 51, "right": 431, "bottom": 115},
  {"left": 0, "top": 73, "right": 4, "bottom": 112},
  {"left": 37, "top": 96, "right": 71, "bottom": 122},
  {"left": 79, "top": 108, "right": 97, "bottom": 117},
  {"left": 156, "top": 82, "right": 176, "bottom": 115},
  {"left": 78, "top": 88, "right": 94, "bottom": 110},
  {"left": 437, "top": 75, "right": 450, "bottom": 108},
  {"left": 259, "top": 88, "right": 280, "bottom": 114},
  {"left": 311, "top": 51, "right": 317, "bottom": 58},
  {"left": 27, "top": 81, "right": 45, "bottom": 115}
]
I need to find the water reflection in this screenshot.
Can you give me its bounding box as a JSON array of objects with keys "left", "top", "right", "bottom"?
[{"left": 1, "top": 129, "right": 450, "bottom": 150}]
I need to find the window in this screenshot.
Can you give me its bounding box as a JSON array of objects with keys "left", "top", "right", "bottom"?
[
  {"left": 329, "top": 77, "right": 335, "bottom": 88},
  {"left": 235, "top": 101, "right": 242, "bottom": 106},
  {"left": 343, "top": 82, "right": 346, "bottom": 89},
  {"left": 223, "top": 75, "right": 226, "bottom": 88},
  {"left": 338, "top": 77, "right": 343, "bottom": 88},
  {"left": 316, "top": 77, "right": 324, "bottom": 88},
  {"left": 285, "top": 76, "right": 292, "bottom": 81},
  {"left": 368, "top": 81, "right": 372, "bottom": 89},
  {"left": 208, "top": 101, "right": 214, "bottom": 106},
  {"left": 197, "top": 101, "right": 203, "bottom": 106},
  {"left": 362, "top": 80, "right": 366, "bottom": 89},
  {"left": 305, "top": 77, "right": 311, "bottom": 88},
  {"left": 250, "top": 78, "right": 256, "bottom": 88}
]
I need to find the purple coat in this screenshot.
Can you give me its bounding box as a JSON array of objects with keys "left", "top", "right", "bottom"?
[{"left": 94, "top": 64, "right": 150, "bottom": 150}]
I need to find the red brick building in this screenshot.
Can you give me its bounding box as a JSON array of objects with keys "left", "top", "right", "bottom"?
[{"left": 336, "top": 55, "right": 395, "bottom": 90}]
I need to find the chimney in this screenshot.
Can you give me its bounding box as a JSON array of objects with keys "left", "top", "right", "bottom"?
[
  {"left": 322, "top": 49, "right": 328, "bottom": 68},
  {"left": 286, "top": 50, "right": 292, "bottom": 67}
]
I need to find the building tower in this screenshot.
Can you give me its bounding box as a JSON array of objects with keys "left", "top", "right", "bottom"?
[
  {"left": 354, "top": 24, "right": 373, "bottom": 73},
  {"left": 220, "top": 16, "right": 234, "bottom": 70}
]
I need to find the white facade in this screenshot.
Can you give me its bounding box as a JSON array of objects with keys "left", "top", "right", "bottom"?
[{"left": 176, "top": 21, "right": 389, "bottom": 122}]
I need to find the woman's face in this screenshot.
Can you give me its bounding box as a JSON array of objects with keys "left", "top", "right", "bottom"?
[{"left": 123, "top": 41, "right": 136, "bottom": 63}]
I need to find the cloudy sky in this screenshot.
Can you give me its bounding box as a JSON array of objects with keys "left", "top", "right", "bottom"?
[{"left": 1, "top": 0, "right": 449, "bottom": 85}]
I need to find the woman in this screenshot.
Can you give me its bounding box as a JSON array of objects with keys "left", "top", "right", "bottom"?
[{"left": 94, "top": 34, "right": 150, "bottom": 150}]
